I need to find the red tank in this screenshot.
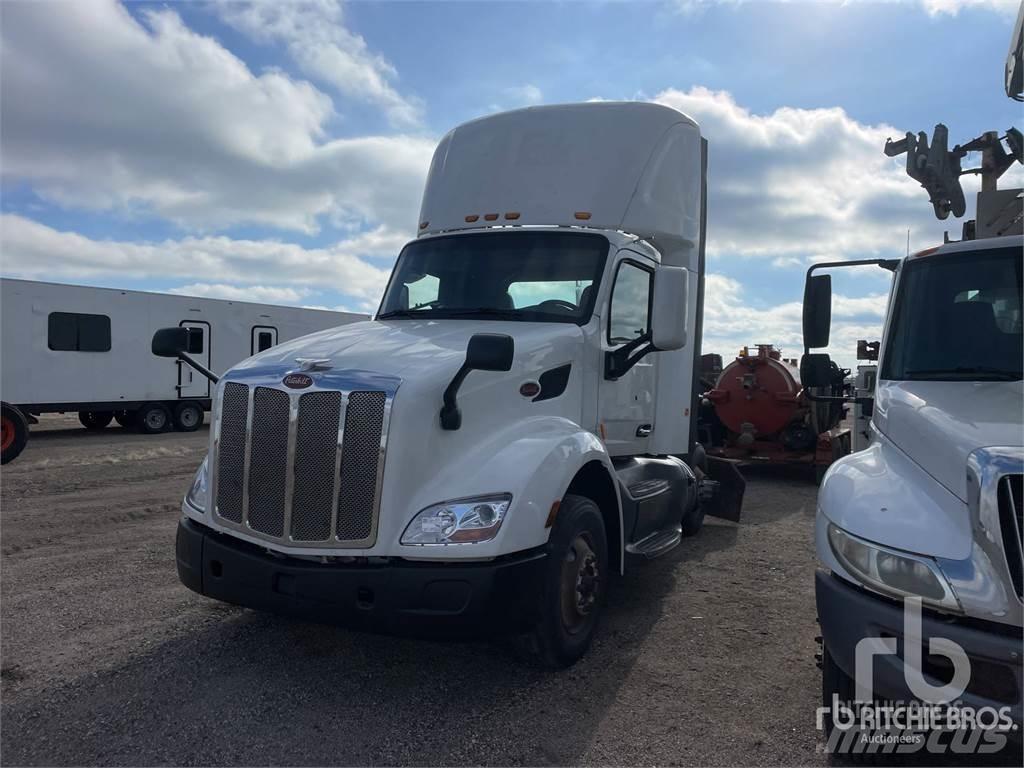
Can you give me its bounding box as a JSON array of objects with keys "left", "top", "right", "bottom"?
[{"left": 705, "top": 345, "right": 801, "bottom": 441}]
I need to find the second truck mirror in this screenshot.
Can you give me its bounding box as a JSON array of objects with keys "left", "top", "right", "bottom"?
[
  {"left": 800, "top": 353, "right": 833, "bottom": 389},
  {"left": 152, "top": 327, "right": 189, "bottom": 357},
  {"left": 802, "top": 274, "right": 832, "bottom": 349},
  {"left": 651, "top": 266, "right": 689, "bottom": 351}
]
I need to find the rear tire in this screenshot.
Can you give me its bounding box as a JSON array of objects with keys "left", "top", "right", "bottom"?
[
  {"left": 136, "top": 402, "right": 171, "bottom": 434},
  {"left": 79, "top": 410, "right": 113, "bottom": 430},
  {"left": 114, "top": 410, "right": 136, "bottom": 428},
  {"left": 1, "top": 404, "right": 29, "bottom": 465},
  {"left": 527, "top": 494, "right": 608, "bottom": 668},
  {"left": 172, "top": 401, "right": 203, "bottom": 432}
]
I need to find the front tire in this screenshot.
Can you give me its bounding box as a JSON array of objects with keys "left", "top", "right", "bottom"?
[
  {"left": 1, "top": 404, "right": 29, "bottom": 465},
  {"left": 528, "top": 494, "right": 608, "bottom": 668},
  {"left": 79, "top": 410, "right": 113, "bottom": 430},
  {"left": 136, "top": 402, "right": 171, "bottom": 434}
]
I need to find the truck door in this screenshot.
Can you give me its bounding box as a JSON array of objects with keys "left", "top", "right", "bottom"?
[
  {"left": 177, "top": 321, "right": 210, "bottom": 399},
  {"left": 598, "top": 256, "right": 656, "bottom": 455},
  {"left": 251, "top": 326, "right": 278, "bottom": 355}
]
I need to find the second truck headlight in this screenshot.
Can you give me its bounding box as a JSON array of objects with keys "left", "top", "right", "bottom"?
[
  {"left": 827, "top": 523, "right": 961, "bottom": 611},
  {"left": 401, "top": 495, "right": 511, "bottom": 545},
  {"left": 185, "top": 456, "right": 209, "bottom": 512}
]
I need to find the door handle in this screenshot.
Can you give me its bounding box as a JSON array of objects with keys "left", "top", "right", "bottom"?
[{"left": 636, "top": 424, "right": 652, "bottom": 437}]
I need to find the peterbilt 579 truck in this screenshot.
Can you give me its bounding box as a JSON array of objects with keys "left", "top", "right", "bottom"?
[{"left": 158, "top": 102, "right": 743, "bottom": 667}]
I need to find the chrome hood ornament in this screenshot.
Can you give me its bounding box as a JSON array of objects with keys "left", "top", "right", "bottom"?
[{"left": 295, "top": 358, "right": 332, "bottom": 372}]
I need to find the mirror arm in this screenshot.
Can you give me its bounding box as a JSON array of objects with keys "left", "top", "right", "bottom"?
[
  {"left": 177, "top": 353, "right": 220, "bottom": 385},
  {"left": 605, "top": 335, "right": 654, "bottom": 380},
  {"left": 440, "top": 364, "right": 472, "bottom": 431}
]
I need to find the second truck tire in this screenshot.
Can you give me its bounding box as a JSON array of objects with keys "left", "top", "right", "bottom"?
[
  {"left": 173, "top": 401, "right": 203, "bottom": 432},
  {"left": 136, "top": 403, "right": 171, "bottom": 434}
]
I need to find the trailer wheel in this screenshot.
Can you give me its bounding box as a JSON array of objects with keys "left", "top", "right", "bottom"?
[
  {"left": 528, "top": 494, "right": 608, "bottom": 668},
  {"left": 1, "top": 404, "right": 29, "bottom": 465},
  {"left": 114, "top": 410, "right": 136, "bottom": 428},
  {"left": 173, "top": 401, "right": 203, "bottom": 432},
  {"left": 78, "top": 410, "right": 113, "bottom": 430},
  {"left": 136, "top": 403, "right": 171, "bottom": 434}
]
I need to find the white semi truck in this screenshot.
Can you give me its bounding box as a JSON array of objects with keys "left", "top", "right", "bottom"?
[{"left": 162, "top": 102, "right": 744, "bottom": 666}]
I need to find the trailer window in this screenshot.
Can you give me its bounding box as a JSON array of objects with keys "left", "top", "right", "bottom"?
[{"left": 47, "top": 312, "right": 111, "bottom": 352}]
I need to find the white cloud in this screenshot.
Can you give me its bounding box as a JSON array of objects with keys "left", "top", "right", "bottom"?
[
  {"left": 918, "top": 0, "right": 1020, "bottom": 16},
  {"left": 0, "top": 214, "right": 392, "bottom": 304},
  {"left": 704, "top": 273, "right": 890, "bottom": 369},
  {"left": 0, "top": 0, "right": 433, "bottom": 235},
  {"left": 504, "top": 84, "right": 544, "bottom": 106},
  {"left": 216, "top": 0, "right": 421, "bottom": 127},
  {"left": 672, "top": 0, "right": 1020, "bottom": 16}
]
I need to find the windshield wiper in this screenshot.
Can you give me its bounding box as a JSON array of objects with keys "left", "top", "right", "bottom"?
[
  {"left": 905, "top": 366, "right": 1022, "bottom": 381},
  {"left": 377, "top": 309, "right": 428, "bottom": 320}
]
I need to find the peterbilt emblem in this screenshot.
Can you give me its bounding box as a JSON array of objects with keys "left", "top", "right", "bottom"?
[{"left": 283, "top": 373, "right": 313, "bottom": 389}]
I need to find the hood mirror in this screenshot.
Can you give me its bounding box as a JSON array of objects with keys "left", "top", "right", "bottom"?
[{"left": 441, "top": 333, "right": 514, "bottom": 430}]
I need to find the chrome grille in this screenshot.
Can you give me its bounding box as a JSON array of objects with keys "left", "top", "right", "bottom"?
[
  {"left": 998, "top": 474, "right": 1023, "bottom": 599},
  {"left": 216, "top": 382, "right": 249, "bottom": 523},
  {"left": 213, "top": 378, "right": 392, "bottom": 549},
  {"left": 336, "top": 391, "right": 386, "bottom": 541},
  {"left": 246, "top": 387, "right": 290, "bottom": 537},
  {"left": 291, "top": 391, "right": 342, "bottom": 541}
]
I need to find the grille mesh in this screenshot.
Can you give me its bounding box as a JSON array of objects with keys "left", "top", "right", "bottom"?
[
  {"left": 290, "top": 391, "right": 342, "bottom": 541},
  {"left": 246, "top": 387, "right": 290, "bottom": 537},
  {"left": 336, "top": 391, "right": 386, "bottom": 541},
  {"left": 216, "top": 382, "right": 249, "bottom": 523},
  {"left": 998, "top": 474, "right": 1023, "bottom": 599}
]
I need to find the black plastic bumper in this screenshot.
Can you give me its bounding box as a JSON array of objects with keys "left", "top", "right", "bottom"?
[
  {"left": 816, "top": 570, "right": 1023, "bottom": 723},
  {"left": 176, "top": 518, "right": 546, "bottom": 638}
]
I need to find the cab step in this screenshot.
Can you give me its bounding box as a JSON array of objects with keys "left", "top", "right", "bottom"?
[{"left": 625, "top": 524, "right": 682, "bottom": 559}]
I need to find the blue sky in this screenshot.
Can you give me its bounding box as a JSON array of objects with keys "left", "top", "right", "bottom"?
[{"left": 1, "top": 0, "right": 1021, "bottom": 366}]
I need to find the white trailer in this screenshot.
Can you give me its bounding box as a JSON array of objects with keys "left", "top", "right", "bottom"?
[
  {"left": 167, "top": 102, "right": 746, "bottom": 667},
  {"left": 0, "top": 278, "right": 363, "bottom": 462}
]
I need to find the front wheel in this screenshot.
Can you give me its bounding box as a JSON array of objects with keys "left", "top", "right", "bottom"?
[
  {"left": 1, "top": 404, "right": 29, "bottom": 465},
  {"left": 528, "top": 494, "right": 608, "bottom": 668}
]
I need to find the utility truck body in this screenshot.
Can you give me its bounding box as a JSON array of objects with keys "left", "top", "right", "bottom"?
[
  {"left": 0, "top": 278, "right": 362, "bottom": 463},
  {"left": 803, "top": 234, "right": 1023, "bottom": 734},
  {"left": 170, "top": 103, "right": 743, "bottom": 666}
]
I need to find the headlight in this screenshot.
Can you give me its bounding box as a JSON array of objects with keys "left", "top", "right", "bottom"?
[
  {"left": 185, "top": 456, "right": 209, "bottom": 512},
  {"left": 827, "top": 523, "right": 961, "bottom": 611},
  {"left": 401, "top": 495, "right": 511, "bottom": 545}
]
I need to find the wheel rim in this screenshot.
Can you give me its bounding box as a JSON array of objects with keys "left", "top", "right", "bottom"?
[
  {"left": 559, "top": 532, "right": 600, "bottom": 635},
  {"left": 1, "top": 416, "right": 14, "bottom": 451},
  {"left": 179, "top": 407, "right": 199, "bottom": 428},
  {"left": 146, "top": 410, "right": 166, "bottom": 430}
]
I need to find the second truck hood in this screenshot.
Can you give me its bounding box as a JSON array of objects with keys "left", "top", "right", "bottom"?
[
  {"left": 236, "top": 318, "right": 577, "bottom": 380},
  {"left": 875, "top": 379, "right": 1024, "bottom": 501}
]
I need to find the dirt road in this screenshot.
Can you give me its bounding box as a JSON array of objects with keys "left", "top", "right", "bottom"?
[{"left": 2, "top": 415, "right": 827, "bottom": 766}]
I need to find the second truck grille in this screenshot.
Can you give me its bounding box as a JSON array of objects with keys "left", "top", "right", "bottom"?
[
  {"left": 998, "top": 474, "right": 1023, "bottom": 600},
  {"left": 214, "top": 383, "right": 386, "bottom": 547}
]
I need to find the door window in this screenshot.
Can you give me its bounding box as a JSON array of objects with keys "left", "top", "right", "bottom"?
[
  {"left": 257, "top": 331, "right": 273, "bottom": 352},
  {"left": 608, "top": 261, "right": 652, "bottom": 345},
  {"left": 186, "top": 328, "right": 204, "bottom": 354}
]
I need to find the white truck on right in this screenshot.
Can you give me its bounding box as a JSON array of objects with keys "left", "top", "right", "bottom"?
[{"left": 805, "top": 6, "right": 1023, "bottom": 753}]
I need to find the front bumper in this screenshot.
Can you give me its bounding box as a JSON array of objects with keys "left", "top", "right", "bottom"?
[
  {"left": 816, "top": 571, "right": 1023, "bottom": 724},
  {"left": 176, "top": 518, "right": 545, "bottom": 638}
]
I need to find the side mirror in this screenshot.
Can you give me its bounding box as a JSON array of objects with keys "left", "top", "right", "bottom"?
[
  {"left": 802, "top": 274, "right": 832, "bottom": 349},
  {"left": 651, "top": 266, "right": 689, "bottom": 351},
  {"left": 800, "top": 353, "right": 833, "bottom": 389},
  {"left": 152, "top": 327, "right": 189, "bottom": 357},
  {"left": 465, "top": 333, "right": 514, "bottom": 372},
  {"left": 441, "top": 333, "right": 515, "bottom": 430}
]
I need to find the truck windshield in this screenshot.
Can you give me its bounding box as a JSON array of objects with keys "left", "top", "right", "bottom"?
[
  {"left": 377, "top": 231, "right": 608, "bottom": 324},
  {"left": 881, "top": 246, "right": 1023, "bottom": 381}
]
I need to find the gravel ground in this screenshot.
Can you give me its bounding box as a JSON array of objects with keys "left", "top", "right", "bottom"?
[{"left": 2, "top": 414, "right": 829, "bottom": 766}]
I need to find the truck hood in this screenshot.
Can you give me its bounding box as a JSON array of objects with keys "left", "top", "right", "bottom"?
[
  {"left": 875, "top": 379, "right": 1024, "bottom": 501},
  {"left": 235, "top": 318, "right": 577, "bottom": 381}
]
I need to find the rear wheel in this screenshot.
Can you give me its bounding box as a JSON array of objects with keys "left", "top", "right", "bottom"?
[
  {"left": 78, "top": 410, "right": 113, "bottom": 430},
  {"left": 172, "top": 401, "right": 203, "bottom": 432},
  {"left": 114, "top": 410, "right": 136, "bottom": 428},
  {"left": 1, "top": 404, "right": 29, "bottom": 465},
  {"left": 136, "top": 402, "right": 170, "bottom": 434},
  {"left": 528, "top": 494, "right": 608, "bottom": 668}
]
